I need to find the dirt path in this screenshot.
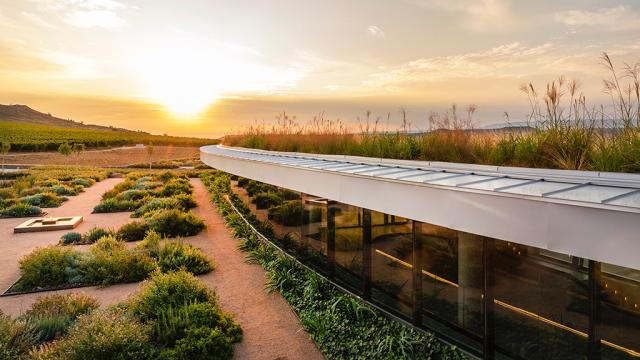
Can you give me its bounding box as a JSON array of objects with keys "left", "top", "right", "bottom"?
[
  {"left": 186, "top": 178, "right": 325, "bottom": 360},
  {"left": 0, "top": 177, "right": 137, "bottom": 315}
]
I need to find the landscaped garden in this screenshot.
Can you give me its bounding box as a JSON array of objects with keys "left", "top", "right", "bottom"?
[
  {"left": 0, "top": 271, "right": 241, "bottom": 360},
  {"left": 0, "top": 166, "right": 109, "bottom": 217}
]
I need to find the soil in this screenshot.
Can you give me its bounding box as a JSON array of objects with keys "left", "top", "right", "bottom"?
[{"left": 4, "top": 145, "right": 201, "bottom": 167}]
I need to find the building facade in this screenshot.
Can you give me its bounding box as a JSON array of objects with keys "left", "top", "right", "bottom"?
[{"left": 201, "top": 145, "right": 640, "bottom": 359}]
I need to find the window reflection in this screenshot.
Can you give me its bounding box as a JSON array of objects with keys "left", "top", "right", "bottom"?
[
  {"left": 370, "top": 212, "right": 413, "bottom": 316},
  {"left": 493, "top": 243, "right": 589, "bottom": 359}
]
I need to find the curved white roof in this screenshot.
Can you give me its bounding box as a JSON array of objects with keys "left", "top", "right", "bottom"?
[{"left": 201, "top": 145, "right": 640, "bottom": 269}]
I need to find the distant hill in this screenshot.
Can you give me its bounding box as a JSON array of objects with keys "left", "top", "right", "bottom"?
[
  {"left": 0, "top": 104, "right": 218, "bottom": 152},
  {"left": 0, "top": 104, "right": 144, "bottom": 133}
]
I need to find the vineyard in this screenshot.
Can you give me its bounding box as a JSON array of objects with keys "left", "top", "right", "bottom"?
[{"left": 0, "top": 121, "right": 218, "bottom": 151}]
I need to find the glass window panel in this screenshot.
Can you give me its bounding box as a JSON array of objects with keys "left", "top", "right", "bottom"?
[
  {"left": 493, "top": 240, "right": 589, "bottom": 359},
  {"left": 599, "top": 262, "right": 640, "bottom": 359},
  {"left": 333, "top": 203, "right": 364, "bottom": 292},
  {"left": 370, "top": 210, "right": 413, "bottom": 317}
]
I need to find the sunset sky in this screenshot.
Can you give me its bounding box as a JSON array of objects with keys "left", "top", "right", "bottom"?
[{"left": 1, "top": 0, "right": 639, "bottom": 138}]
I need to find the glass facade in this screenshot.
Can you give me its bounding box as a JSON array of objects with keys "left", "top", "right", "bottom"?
[{"left": 231, "top": 178, "right": 640, "bottom": 360}]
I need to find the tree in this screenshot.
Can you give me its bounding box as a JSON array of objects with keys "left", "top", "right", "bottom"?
[
  {"left": 58, "top": 142, "right": 72, "bottom": 164},
  {"left": 146, "top": 142, "right": 154, "bottom": 169},
  {"left": 1, "top": 142, "right": 10, "bottom": 172},
  {"left": 72, "top": 143, "right": 86, "bottom": 165}
]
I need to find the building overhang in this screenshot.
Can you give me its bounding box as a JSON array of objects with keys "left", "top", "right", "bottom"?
[{"left": 201, "top": 145, "right": 640, "bottom": 270}]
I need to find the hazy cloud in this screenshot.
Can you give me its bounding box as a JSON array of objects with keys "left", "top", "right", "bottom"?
[
  {"left": 21, "top": 11, "right": 55, "bottom": 28},
  {"left": 409, "top": 0, "right": 516, "bottom": 31},
  {"left": 554, "top": 6, "right": 640, "bottom": 32},
  {"left": 30, "top": 0, "right": 129, "bottom": 28},
  {"left": 367, "top": 25, "right": 386, "bottom": 38},
  {"left": 364, "top": 42, "right": 605, "bottom": 89}
]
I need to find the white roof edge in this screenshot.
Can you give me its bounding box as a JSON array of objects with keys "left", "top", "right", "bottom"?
[
  {"left": 216, "top": 145, "right": 640, "bottom": 188},
  {"left": 201, "top": 145, "right": 640, "bottom": 270}
]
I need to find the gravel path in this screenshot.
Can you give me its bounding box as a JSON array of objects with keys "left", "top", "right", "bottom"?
[
  {"left": 0, "top": 177, "right": 136, "bottom": 315},
  {"left": 0, "top": 177, "right": 325, "bottom": 360},
  {"left": 185, "top": 178, "right": 325, "bottom": 360}
]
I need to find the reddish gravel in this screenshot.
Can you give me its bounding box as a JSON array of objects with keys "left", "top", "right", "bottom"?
[
  {"left": 0, "top": 177, "right": 325, "bottom": 360},
  {"left": 185, "top": 179, "right": 325, "bottom": 360}
]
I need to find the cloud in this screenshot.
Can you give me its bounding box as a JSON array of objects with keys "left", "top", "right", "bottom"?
[
  {"left": 30, "top": 0, "right": 129, "bottom": 28},
  {"left": 409, "top": 0, "right": 516, "bottom": 31},
  {"left": 554, "top": 6, "right": 640, "bottom": 32},
  {"left": 361, "top": 41, "right": 633, "bottom": 92},
  {"left": 367, "top": 25, "right": 386, "bottom": 38},
  {"left": 21, "top": 11, "right": 55, "bottom": 28}
]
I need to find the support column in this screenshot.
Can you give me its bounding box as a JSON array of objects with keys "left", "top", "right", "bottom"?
[
  {"left": 412, "top": 221, "right": 423, "bottom": 326},
  {"left": 326, "top": 200, "right": 336, "bottom": 278},
  {"left": 483, "top": 237, "right": 495, "bottom": 360},
  {"left": 362, "top": 208, "right": 372, "bottom": 300},
  {"left": 588, "top": 260, "right": 602, "bottom": 360}
]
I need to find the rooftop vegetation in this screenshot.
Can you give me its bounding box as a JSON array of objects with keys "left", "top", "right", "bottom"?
[{"left": 224, "top": 53, "right": 640, "bottom": 173}]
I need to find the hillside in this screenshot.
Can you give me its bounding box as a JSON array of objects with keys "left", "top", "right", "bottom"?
[
  {"left": 0, "top": 104, "right": 218, "bottom": 151},
  {"left": 0, "top": 104, "right": 139, "bottom": 133}
]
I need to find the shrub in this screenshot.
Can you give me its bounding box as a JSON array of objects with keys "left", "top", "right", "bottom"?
[
  {"left": 128, "top": 271, "right": 215, "bottom": 321},
  {"left": 236, "top": 177, "right": 250, "bottom": 187},
  {"left": 252, "top": 192, "right": 282, "bottom": 209},
  {"left": 59, "top": 232, "right": 82, "bottom": 245},
  {"left": 50, "top": 185, "right": 78, "bottom": 196},
  {"left": 154, "top": 302, "right": 241, "bottom": 348},
  {"left": 82, "top": 236, "right": 158, "bottom": 285},
  {"left": 70, "top": 178, "right": 94, "bottom": 187},
  {"left": 34, "top": 309, "right": 154, "bottom": 360},
  {"left": 24, "top": 293, "right": 99, "bottom": 342},
  {"left": 82, "top": 227, "right": 113, "bottom": 244},
  {"left": 116, "top": 221, "right": 150, "bottom": 242},
  {"left": 133, "top": 197, "right": 182, "bottom": 218},
  {"left": 156, "top": 240, "right": 213, "bottom": 275},
  {"left": 161, "top": 178, "right": 192, "bottom": 197},
  {"left": 0, "top": 188, "right": 15, "bottom": 199},
  {"left": 268, "top": 200, "right": 305, "bottom": 226},
  {"left": 20, "top": 192, "right": 62, "bottom": 208},
  {"left": 147, "top": 209, "right": 205, "bottom": 238},
  {"left": 172, "top": 193, "right": 197, "bottom": 209},
  {"left": 16, "top": 246, "right": 85, "bottom": 290},
  {"left": 162, "top": 326, "right": 233, "bottom": 360},
  {"left": 0, "top": 312, "right": 39, "bottom": 359},
  {"left": 2, "top": 203, "right": 43, "bottom": 217},
  {"left": 93, "top": 198, "right": 138, "bottom": 213},
  {"left": 116, "top": 189, "right": 150, "bottom": 201}
]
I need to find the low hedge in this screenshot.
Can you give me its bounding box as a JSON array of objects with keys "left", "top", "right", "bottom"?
[{"left": 147, "top": 209, "right": 205, "bottom": 238}]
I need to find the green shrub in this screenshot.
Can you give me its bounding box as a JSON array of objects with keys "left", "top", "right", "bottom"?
[
  {"left": 50, "top": 185, "right": 78, "bottom": 196},
  {"left": 156, "top": 240, "right": 213, "bottom": 275},
  {"left": 161, "top": 178, "right": 192, "bottom": 197},
  {"left": 59, "top": 232, "right": 82, "bottom": 245},
  {"left": 24, "top": 293, "right": 99, "bottom": 342},
  {"left": 154, "top": 302, "right": 241, "bottom": 349},
  {"left": 2, "top": 203, "right": 43, "bottom": 217},
  {"left": 128, "top": 270, "right": 215, "bottom": 321},
  {"left": 82, "top": 236, "right": 158, "bottom": 285},
  {"left": 20, "top": 192, "right": 62, "bottom": 207},
  {"left": 82, "top": 227, "right": 113, "bottom": 244},
  {"left": 252, "top": 192, "right": 282, "bottom": 209},
  {"left": 0, "top": 312, "right": 40, "bottom": 359},
  {"left": 147, "top": 209, "right": 205, "bottom": 238},
  {"left": 93, "top": 198, "right": 138, "bottom": 213},
  {"left": 236, "top": 177, "right": 250, "bottom": 187},
  {"left": 116, "top": 221, "right": 150, "bottom": 242},
  {"left": 70, "top": 178, "right": 94, "bottom": 187},
  {"left": 16, "top": 246, "right": 85, "bottom": 290},
  {"left": 268, "top": 200, "right": 305, "bottom": 226},
  {"left": 162, "top": 326, "right": 233, "bottom": 360},
  {"left": 172, "top": 193, "right": 197, "bottom": 209},
  {"left": 33, "top": 309, "right": 154, "bottom": 360},
  {"left": 0, "top": 188, "right": 15, "bottom": 199},
  {"left": 116, "top": 189, "right": 150, "bottom": 201},
  {"left": 133, "top": 197, "right": 182, "bottom": 218}
]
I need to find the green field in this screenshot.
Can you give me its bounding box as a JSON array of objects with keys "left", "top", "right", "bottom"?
[{"left": 0, "top": 121, "right": 218, "bottom": 151}]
